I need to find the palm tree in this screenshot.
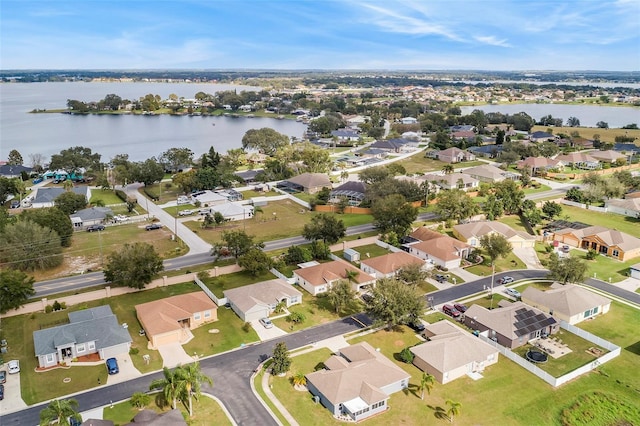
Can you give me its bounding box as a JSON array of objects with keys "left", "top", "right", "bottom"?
[
  {"left": 149, "top": 366, "right": 181, "bottom": 409},
  {"left": 62, "top": 179, "right": 74, "bottom": 191},
  {"left": 39, "top": 398, "right": 80, "bottom": 426},
  {"left": 442, "top": 164, "right": 454, "bottom": 174},
  {"left": 479, "top": 234, "right": 512, "bottom": 309},
  {"left": 446, "top": 400, "right": 462, "bottom": 423},
  {"left": 130, "top": 392, "right": 151, "bottom": 410},
  {"left": 418, "top": 372, "right": 435, "bottom": 400},
  {"left": 176, "top": 362, "right": 213, "bottom": 417},
  {"left": 291, "top": 372, "right": 307, "bottom": 387}
]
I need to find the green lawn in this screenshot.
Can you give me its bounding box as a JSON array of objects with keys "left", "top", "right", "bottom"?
[
  {"left": 499, "top": 214, "right": 533, "bottom": 234},
  {"left": 560, "top": 205, "right": 640, "bottom": 238},
  {"left": 465, "top": 251, "right": 526, "bottom": 276},
  {"left": 199, "top": 269, "right": 277, "bottom": 298},
  {"left": 102, "top": 394, "right": 232, "bottom": 426},
  {"left": 523, "top": 184, "right": 552, "bottom": 195},
  {"left": 89, "top": 189, "right": 126, "bottom": 205},
  {"left": 272, "top": 294, "right": 365, "bottom": 332}
]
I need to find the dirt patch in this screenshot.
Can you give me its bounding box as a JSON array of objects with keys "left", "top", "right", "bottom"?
[
  {"left": 31, "top": 255, "right": 102, "bottom": 281},
  {"left": 394, "top": 340, "right": 405, "bottom": 347}
]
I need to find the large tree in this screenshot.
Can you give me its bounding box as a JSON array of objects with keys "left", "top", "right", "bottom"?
[
  {"left": 493, "top": 180, "right": 525, "bottom": 215},
  {"left": 238, "top": 247, "right": 273, "bottom": 276},
  {"left": 176, "top": 362, "right": 213, "bottom": 417},
  {"left": 480, "top": 233, "right": 512, "bottom": 307},
  {"left": 49, "top": 146, "right": 101, "bottom": 174},
  {"left": 215, "top": 230, "right": 262, "bottom": 260},
  {"left": 365, "top": 277, "right": 425, "bottom": 329},
  {"left": 241, "top": 128, "right": 290, "bottom": 155},
  {"left": 103, "top": 242, "right": 164, "bottom": 289},
  {"left": 54, "top": 191, "right": 87, "bottom": 215},
  {"left": 434, "top": 190, "right": 479, "bottom": 223},
  {"left": 371, "top": 194, "right": 419, "bottom": 237},
  {"left": 0, "top": 269, "right": 35, "bottom": 314},
  {"left": 271, "top": 342, "right": 292, "bottom": 376},
  {"left": 7, "top": 149, "right": 23, "bottom": 165},
  {"left": 546, "top": 253, "right": 587, "bottom": 284},
  {"left": 302, "top": 213, "right": 346, "bottom": 245},
  {"left": 39, "top": 398, "right": 81, "bottom": 426},
  {"left": 21, "top": 207, "right": 74, "bottom": 247},
  {"left": 542, "top": 201, "right": 562, "bottom": 219},
  {"left": 131, "top": 157, "right": 165, "bottom": 186},
  {"left": 0, "top": 221, "right": 63, "bottom": 271},
  {"left": 327, "top": 279, "right": 357, "bottom": 315},
  {"left": 149, "top": 367, "right": 181, "bottom": 409},
  {"left": 159, "top": 147, "right": 194, "bottom": 172},
  {"left": 396, "top": 263, "right": 429, "bottom": 287}
]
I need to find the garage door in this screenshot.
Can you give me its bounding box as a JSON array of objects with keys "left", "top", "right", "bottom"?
[
  {"left": 153, "top": 331, "right": 182, "bottom": 347},
  {"left": 100, "top": 343, "right": 130, "bottom": 359},
  {"left": 244, "top": 307, "right": 270, "bottom": 323}
]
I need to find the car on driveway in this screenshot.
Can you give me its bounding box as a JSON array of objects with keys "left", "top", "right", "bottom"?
[
  {"left": 442, "top": 304, "right": 461, "bottom": 318},
  {"left": 7, "top": 360, "right": 19, "bottom": 374},
  {"left": 0, "top": 383, "right": 4, "bottom": 400},
  {"left": 0, "top": 370, "right": 6, "bottom": 384},
  {"left": 499, "top": 276, "right": 514, "bottom": 285},
  {"left": 10, "top": 200, "right": 20, "bottom": 209},
  {"left": 259, "top": 318, "right": 273, "bottom": 329},
  {"left": 435, "top": 274, "right": 448, "bottom": 283},
  {"left": 178, "top": 209, "right": 193, "bottom": 216},
  {"left": 408, "top": 320, "right": 426, "bottom": 333},
  {"left": 145, "top": 223, "right": 162, "bottom": 231},
  {"left": 453, "top": 303, "right": 467, "bottom": 313},
  {"left": 505, "top": 288, "right": 521, "bottom": 299},
  {"left": 106, "top": 358, "right": 119, "bottom": 375},
  {"left": 86, "top": 224, "right": 105, "bottom": 232}
]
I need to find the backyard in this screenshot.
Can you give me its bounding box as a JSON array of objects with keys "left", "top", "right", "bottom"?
[{"left": 271, "top": 294, "right": 365, "bottom": 332}]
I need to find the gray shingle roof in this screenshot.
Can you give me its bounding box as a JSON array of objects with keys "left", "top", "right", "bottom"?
[
  {"left": 33, "top": 186, "right": 89, "bottom": 204},
  {"left": 70, "top": 207, "right": 113, "bottom": 221}
]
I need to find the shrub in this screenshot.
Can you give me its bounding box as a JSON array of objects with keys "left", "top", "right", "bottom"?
[
  {"left": 287, "top": 311, "right": 306, "bottom": 324},
  {"left": 45, "top": 304, "right": 53, "bottom": 313},
  {"left": 399, "top": 347, "right": 414, "bottom": 364},
  {"left": 52, "top": 300, "right": 62, "bottom": 311},
  {"left": 242, "top": 322, "right": 251, "bottom": 333},
  {"left": 115, "top": 189, "right": 128, "bottom": 202},
  {"left": 586, "top": 249, "right": 598, "bottom": 260},
  {"left": 143, "top": 188, "right": 159, "bottom": 201},
  {"left": 129, "top": 347, "right": 140, "bottom": 355},
  {"left": 60, "top": 302, "right": 67, "bottom": 310}
]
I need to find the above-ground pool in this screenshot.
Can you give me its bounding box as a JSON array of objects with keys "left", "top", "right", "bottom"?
[{"left": 525, "top": 349, "right": 548, "bottom": 363}]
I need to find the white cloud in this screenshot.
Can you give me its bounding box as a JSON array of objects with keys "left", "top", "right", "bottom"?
[{"left": 474, "top": 36, "right": 511, "bottom": 48}]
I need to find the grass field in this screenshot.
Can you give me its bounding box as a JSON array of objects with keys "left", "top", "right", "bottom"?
[
  {"left": 265, "top": 301, "right": 640, "bottom": 425},
  {"left": 558, "top": 205, "right": 640, "bottom": 238},
  {"left": 271, "top": 294, "right": 365, "bottom": 332},
  {"left": 465, "top": 251, "right": 526, "bottom": 276},
  {"left": 198, "top": 269, "right": 276, "bottom": 298},
  {"left": 530, "top": 125, "right": 640, "bottom": 144},
  {"left": 397, "top": 155, "right": 485, "bottom": 175}
]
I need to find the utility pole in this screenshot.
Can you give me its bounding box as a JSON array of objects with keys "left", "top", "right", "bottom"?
[{"left": 98, "top": 229, "right": 104, "bottom": 266}]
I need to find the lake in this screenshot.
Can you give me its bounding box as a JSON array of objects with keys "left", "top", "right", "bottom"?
[
  {"left": 460, "top": 104, "right": 639, "bottom": 128},
  {"left": 0, "top": 82, "right": 307, "bottom": 162}
]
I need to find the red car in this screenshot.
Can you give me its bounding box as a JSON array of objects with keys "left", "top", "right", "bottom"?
[
  {"left": 453, "top": 303, "right": 467, "bottom": 313},
  {"left": 442, "top": 304, "right": 461, "bottom": 318}
]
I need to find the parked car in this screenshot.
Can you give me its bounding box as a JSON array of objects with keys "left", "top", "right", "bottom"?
[
  {"left": 0, "top": 383, "right": 4, "bottom": 400},
  {"left": 177, "top": 196, "right": 190, "bottom": 205},
  {"left": 361, "top": 293, "right": 374, "bottom": 304},
  {"left": 453, "top": 303, "right": 467, "bottom": 313},
  {"left": 199, "top": 208, "right": 211, "bottom": 215},
  {"left": 499, "top": 276, "right": 514, "bottom": 285},
  {"left": 0, "top": 370, "right": 6, "bottom": 384},
  {"left": 32, "top": 177, "right": 43, "bottom": 184},
  {"left": 442, "top": 304, "right": 461, "bottom": 318},
  {"left": 505, "top": 288, "right": 521, "bottom": 299},
  {"left": 86, "top": 224, "right": 105, "bottom": 232},
  {"left": 10, "top": 200, "right": 20, "bottom": 209},
  {"left": 408, "top": 320, "right": 426, "bottom": 333},
  {"left": 145, "top": 223, "right": 162, "bottom": 231},
  {"left": 106, "top": 358, "right": 119, "bottom": 375},
  {"left": 561, "top": 245, "right": 570, "bottom": 253},
  {"left": 113, "top": 214, "right": 128, "bottom": 223},
  {"left": 435, "top": 274, "right": 448, "bottom": 283},
  {"left": 7, "top": 360, "right": 20, "bottom": 374},
  {"left": 259, "top": 318, "right": 273, "bottom": 329},
  {"left": 178, "top": 209, "right": 193, "bottom": 216}
]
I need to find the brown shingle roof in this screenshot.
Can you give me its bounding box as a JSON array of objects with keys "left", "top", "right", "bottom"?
[
  {"left": 286, "top": 172, "right": 331, "bottom": 189},
  {"left": 294, "top": 260, "right": 375, "bottom": 287},
  {"left": 453, "top": 221, "right": 535, "bottom": 243},
  {"left": 522, "top": 284, "right": 611, "bottom": 317},
  {"left": 135, "top": 292, "right": 216, "bottom": 336},
  {"left": 360, "top": 251, "right": 424, "bottom": 275},
  {"left": 223, "top": 279, "right": 302, "bottom": 313},
  {"left": 409, "top": 228, "right": 470, "bottom": 262}
]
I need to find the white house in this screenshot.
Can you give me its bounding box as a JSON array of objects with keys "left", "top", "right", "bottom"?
[
  {"left": 521, "top": 284, "right": 611, "bottom": 325},
  {"left": 224, "top": 279, "right": 302, "bottom": 322},
  {"left": 293, "top": 259, "right": 376, "bottom": 295}
]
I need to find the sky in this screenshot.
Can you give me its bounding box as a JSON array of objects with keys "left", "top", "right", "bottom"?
[{"left": 1, "top": 0, "right": 639, "bottom": 71}]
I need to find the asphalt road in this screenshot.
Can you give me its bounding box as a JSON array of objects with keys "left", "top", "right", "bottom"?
[{"left": 0, "top": 313, "right": 372, "bottom": 426}]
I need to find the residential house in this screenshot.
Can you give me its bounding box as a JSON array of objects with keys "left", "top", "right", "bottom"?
[
  {"left": 453, "top": 221, "right": 536, "bottom": 248},
  {"left": 411, "top": 321, "right": 499, "bottom": 384},
  {"left": 450, "top": 125, "right": 476, "bottom": 133},
  {"left": 279, "top": 173, "right": 332, "bottom": 194},
  {"left": 521, "top": 283, "right": 611, "bottom": 325},
  {"left": 517, "top": 157, "right": 563, "bottom": 175},
  {"left": 451, "top": 130, "right": 476, "bottom": 142},
  {"left": 555, "top": 153, "right": 600, "bottom": 170},
  {"left": 234, "top": 169, "right": 261, "bottom": 185},
  {"left": 31, "top": 186, "right": 92, "bottom": 209},
  {"left": 590, "top": 150, "right": 627, "bottom": 164},
  {"left": 190, "top": 190, "right": 228, "bottom": 206},
  {"left": 436, "top": 147, "right": 476, "bottom": 164},
  {"left": 135, "top": 292, "right": 217, "bottom": 348},
  {"left": 604, "top": 198, "right": 640, "bottom": 218},
  {"left": 529, "top": 131, "right": 557, "bottom": 142},
  {"left": 463, "top": 301, "right": 559, "bottom": 349},
  {"left": 403, "top": 227, "right": 471, "bottom": 269},
  {"left": 360, "top": 251, "right": 425, "bottom": 279},
  {"left": 400, "top": 116, "right": 418, "bottom": 124},
  {"left": 329, "top": 181, "right": 367, "bottom": 206},
  {"left": 208, "top": 202, "right": 254, "bottom": 221},
  {"left": 224, "top": 279, "right": 302, "bottom": 322},
  {"left": 70, "top": 207, "right": 114, "bottom": 230},
  {"left": 33, "top": 305, "right": 132, "bottom": 369},
  {"left": 571, "top": 137, "right": 595, "bottom": 149},
  {"left": 369, "top": 138, "right": 417, "bottom": 153},
  {"left": 0, "top": 164, "right": 33, "bottom": 178},
  {"left": 331, "top": 129, "right": 360, "bottom": 142},
  {"left": 306, "top": 342, "right": 410, "bottom": 422},
  {"left": 422, "top": 173, "right": 479, "bottom": 191},
  {"left": 552, "top": 225, "right": 640, "bottom": 261},
  {"left": 468, "top": 144, "right": 503, "bottom": 159},
  {"left": 630, "top": 263, "right": 640, "bottom": 279},
  {"left": 613, "top": 143, "right": 640, "bottom": 155},
  {"left": 461, "top": 164, "right": 520, "bottom": 183},
  {"left": 293, "top": 259, "right": 376, "bottom": 295}
]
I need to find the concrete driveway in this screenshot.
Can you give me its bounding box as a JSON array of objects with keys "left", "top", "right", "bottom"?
[
  {"left": 251, "top": 320, "right": 288, "bottom": 341},
  {"left": 157, "top": 343, "right": 195, "bottom": 368},
  {"left": 106, "top": 353, "right": 141, "bottom": 385},
  {"left": 512, "top": 247, "right": 543, "bottom": 269},
  {"left": 0, "top": 368, "right": 28, "bottom": 415}
]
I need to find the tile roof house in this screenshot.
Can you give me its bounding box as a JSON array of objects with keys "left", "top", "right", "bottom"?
[
  {"left": 33, "top": 305, "right": 132, "bottom": 369},
  {"left": 521, "top": 283, "right": 611, "bottom": 325},
  {"left": 453, "top": 221, "right": 536, "bottom": 248},
  {"left": 31, "top": 186, "right": 91, "bottom": 209},
  {"left": 552, "top": 225, "right": 640, "bottom": 261},
  {"left": 70, "top": 207, "right": 114, "bottom": 230},
  {"left": 461, "top": 164, "right": 520, "bottom": 183},
  {"left": 463, "top": 301, "right": 559, "bottom": 349},
  {"left": 403, "top": 227, "right": 471, "bottom": 269},
  {"left": 306, "top": 342, "right": 410, "bottom": 422},
  {"left": 293, "top": 259, "right": 376, "bottom": 295},
  {"left": 280, "top": 173, "right": 332, "bottom": 194},
  {"left": 224, "top": 279, "right": 302, "bottom": 322},
  {"left": 436, "top": 147, "right": 476, "bottom": 164},
  {"left": 604, "top": 198, "right": 640, "bottom": 218},
  {"left": 360, "top": 251, "right": 425, "bottom": 278},
  {"left": 411, "top": 321, "right": 499, "bottom": 384},
  {"left": 135, "top": 292, "right": 217, "bottom": 349}
]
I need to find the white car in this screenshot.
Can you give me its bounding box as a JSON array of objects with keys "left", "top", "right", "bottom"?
[
  {"left": 8, "top": 360, "right": 20, "bottom": 374},
  {"left": 259, "top": 318, "right": 273, "bottom": 329},
  {"left": 505, "top": 288, "right": 521, "bottom": 299},
  {"left": 113, "top": 214, "right": 128, "bottom": 223},
  {"left": 178, "top": 209, "right": 193, "bottom": 216}
]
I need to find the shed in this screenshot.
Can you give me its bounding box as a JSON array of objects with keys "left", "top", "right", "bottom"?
[{"left": 344, "top": 248, "right": 360, "bottom": 262}]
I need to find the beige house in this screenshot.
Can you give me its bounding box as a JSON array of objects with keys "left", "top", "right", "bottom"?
[
  {"left": 552, "top": 225, "right": 640, "bottom": 261},
  {"left": 306, "top": 342, "right": 410, "bottom": 422},
  {"left": 360, "top": 251, "right": 425, "bottom": 279},
  {"left": 403, "top": 227, "right": 471, "bottom": 269},
  {"left": 423, "top": 173, "right": 479, "bottom": 191},
  {"left": 223, "top": 279, "right": 302, "bottom": 322},
  {"left": 411, "top": 321, "right": 499, "bottom": 384},
  {"left": 135, "top": 292, "right": 217, "bottom": 348},
  {"left": 453, "top": 221, "right": 536, "bottom": 248},
  {"left": 461, "top": 164, "right": 520, "bottom": 183},
  {"left": 293, "top": 259, "right": 376, "bottom": 295},
  {"left": 521, "top": 284, "right": 611, "bottom": 325},
  {"left": 604, "top": 198, "right": 640, "bottom": 218},
  {"left": 589, "top": 150, "right": 626, "bottom": 164},
  {"left": 436, "top": 147, "right": 476, "bottom": 163},
  {"left": 280, "top": 172, "right": 332, "bottom": 194},
  {"left": 463, "top": 301, "right": 559, "bottom": 349}
]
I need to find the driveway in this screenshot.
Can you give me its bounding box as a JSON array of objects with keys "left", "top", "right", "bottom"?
[
  {"left": 105, "top": 353, "right": 142, "bottom": 385},
  {"left": 512, "top": 247, "right": 544, "bottom": 269},
  {"left": 251, "top": 320, "right": 288, "bottom": 341},
  {"left": 0, "top": 368, "right": 27, "bottom": 415},
  {"left": 157, "top": 343, "right": 195, "bottom": 368}
]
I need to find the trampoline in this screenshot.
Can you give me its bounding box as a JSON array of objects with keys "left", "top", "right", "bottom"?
[{"left": 525, "top": 349, "right": 548, "bottom": 363}]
